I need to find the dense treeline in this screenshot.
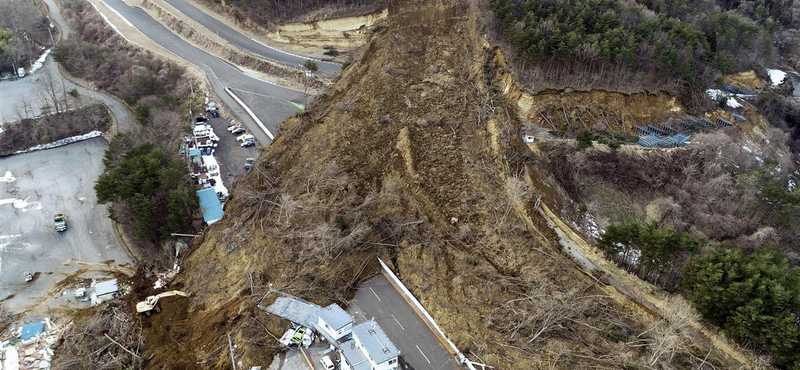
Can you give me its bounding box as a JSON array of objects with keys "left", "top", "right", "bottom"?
[
  {"left": 681, "top": 247, "right": 800, "bottom": 369},
  {"left": 95, "top": 134, "right": 197, "bottom": 246},
  {"left": 491, "top": 0, "right": 778, "bottom": 96},
  {"left": 198, "top": 0, "right": 385, "bottom": 26}
]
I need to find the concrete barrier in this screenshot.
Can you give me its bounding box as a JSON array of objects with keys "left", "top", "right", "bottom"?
[
  {"left": 377, "top": 258, "right": 474, "bottom": 368},
  {"left": 224, "top": 86, "right": 274, "bottom": 140}
]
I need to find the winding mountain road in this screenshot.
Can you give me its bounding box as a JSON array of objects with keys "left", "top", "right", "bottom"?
[
  {"left": 163, "top": 0, "right": 341, "bottom": 75},
  {"left": 96, "top": 0, "right": 308, "bottom": 144}
]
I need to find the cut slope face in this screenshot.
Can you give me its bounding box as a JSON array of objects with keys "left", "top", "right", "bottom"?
[{"left": 146, "top": 1, "right": 755, "bottom": 369}]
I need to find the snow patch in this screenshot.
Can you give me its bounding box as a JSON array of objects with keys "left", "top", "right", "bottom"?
[
  {"left": 767, "top": 69, "right": 787, "bottom": 86},
  {"left": 13, "top": 131, "right": 103, "bottom": 155},
  {"left": 726, "top": 97, "right": 742, "bottom": 108},
  {"left": 707, "top": 89, "right": 743, "bottom": 108},
  {"left": 789, "top": 179, "right": 796, "bottom": 192},
  {"left": 29, "top": 49, "right": 51, "bottom": 75},
  {"left": 0, "top": 171, "right": 16, "bottom": 183},
  {"left": 0, "top": 197, "right": 42, "bottom": 212}
]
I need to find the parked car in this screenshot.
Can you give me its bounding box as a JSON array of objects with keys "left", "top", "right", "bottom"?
[
  {"left": 230, "top": 126, "right": 245, "bottom": 135},
  {"left": 241, "top": 138, "right": 255, "bottom": 147},
  {"left": 54, "top": 213, "right": 67, "bottom": 232},
  {"left": 196, "top": 115, "right": 208, "bottom": 123},
  {"left": 236, "top": 134, "right": 254, "bottom": 142},
  {"left": 210, "top": 109, "right": 219, "bottom": 118},
  {"left": 320, "top": 356, "right": 335, "bottom": 370}
]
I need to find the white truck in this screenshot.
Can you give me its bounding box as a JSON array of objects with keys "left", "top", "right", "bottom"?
[{"left": 17, "top": 67, "right": 25, "bottom": 78}]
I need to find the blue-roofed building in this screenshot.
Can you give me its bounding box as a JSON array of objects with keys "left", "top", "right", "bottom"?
[
  {"left": 349, "top": 320, "right": 400, "bottom": 370},
  {"left": 20, "top": 322, "right": 45, "bottom": 342},
  {"left": 197, "top": 188, "right": 224, "bottom": 225},
  {"left": 317, "top": 304, "right": 354, "bottom": 340}
]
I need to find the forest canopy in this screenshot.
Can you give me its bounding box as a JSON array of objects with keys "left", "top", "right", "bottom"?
[{"left": 491, "top": 0, "right": 779, "bottom": 94}]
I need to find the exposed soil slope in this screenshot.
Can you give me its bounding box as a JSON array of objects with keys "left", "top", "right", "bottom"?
[{"left": 142, "top": 1, "right": 761, "bottom": 369}]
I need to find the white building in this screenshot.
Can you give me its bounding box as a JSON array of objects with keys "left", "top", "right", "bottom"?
[
  {"left": 341, "top": 320, "right": 399, "bottom": 370},
  {"left": 522, "top": 130, "right": 535, "bottom": 143},
  {"left": 317, "top": 304, "right": 354, "bottom": 341}
]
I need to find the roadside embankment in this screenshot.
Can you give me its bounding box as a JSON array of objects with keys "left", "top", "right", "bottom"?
[{"left": 138, "top": 0, "right": 329, "bottom": 91}]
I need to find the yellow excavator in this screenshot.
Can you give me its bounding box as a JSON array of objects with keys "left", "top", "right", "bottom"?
[{"left": 136, "top": 290, "right": 189, "bottom": 314}]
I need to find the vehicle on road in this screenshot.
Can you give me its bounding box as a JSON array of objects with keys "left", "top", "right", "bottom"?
[
  {"left": 54, "top": 213, "right": 67, "bottom": 232},
  {"left": 236, "top": 133, "right": 254, "bottom": 142},
  {"left": 17, "top": 67, "right": 25, "bottom": 78},
  {"left": 320, "top": 356, "right": 335, "bottom": 370},
  {"left": 136, "top": 290, "right": 189, "bottom": 315},
  {"left": 241, "top": 138, "right": 255, "bottom": 147}
]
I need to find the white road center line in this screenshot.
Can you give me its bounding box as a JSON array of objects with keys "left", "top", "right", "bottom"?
[
  {"left": 369, "top": 287, "right": 381, "bottom": 301},
  {"left": 416, "top": 345, "right": 431, "bottom": 364},
  {"left": 391, "top": 314, "right": 405, "bottom": 330}
]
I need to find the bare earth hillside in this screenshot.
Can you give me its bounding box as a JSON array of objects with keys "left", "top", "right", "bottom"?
[{"left": 133, "top": 1, "right": 764, "bottom": 369}]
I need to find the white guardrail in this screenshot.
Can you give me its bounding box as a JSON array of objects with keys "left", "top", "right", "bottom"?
[
  {"left": 224, "top": 87, "right": 275, "bottom": 140},
  {"left": 378, "top": 259, "right": 490, "bottom": 370}
]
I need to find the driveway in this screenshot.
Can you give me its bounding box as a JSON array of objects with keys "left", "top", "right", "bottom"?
[
  {"left": 0, "top": 138, "right": 132, "bottom": 313},
  {"left": 349, "top": 276, "right": 460, "bottom": 370},
  {"left": 163, "top": 0, "right": 341, "bottom": 76}
]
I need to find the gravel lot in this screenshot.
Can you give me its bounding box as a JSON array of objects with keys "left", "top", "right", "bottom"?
[{"left": 0, "top": 138, "right": 131, "bottom": 313}]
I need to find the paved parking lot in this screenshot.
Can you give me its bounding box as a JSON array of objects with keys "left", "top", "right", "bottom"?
[
  {"left": 0, "top": 138, "right": 131, "bottom": 313},
  {"left": 349, "top": 276, "right": 459, "bottom": 370},
  {"left": 202, "top": 113, "right": 261, "bottom": 188}
]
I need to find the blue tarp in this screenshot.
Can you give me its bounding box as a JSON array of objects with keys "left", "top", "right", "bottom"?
[
  {"left": 188, "top": 148, "right": 201, "bottom": 158},
  {"left": 21, "top": 322, "right": 44, "bottom": 341},
  {"left": 197, "top": 188, "right": 224, "bottom": 224}
]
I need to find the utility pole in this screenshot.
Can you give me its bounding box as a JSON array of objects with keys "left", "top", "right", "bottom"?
[
  {"left": 47, "top": 23, "right": 69, "bottom": 111},
  {"left": 227, "top": 334, "right": 237, "bottom": 370}
]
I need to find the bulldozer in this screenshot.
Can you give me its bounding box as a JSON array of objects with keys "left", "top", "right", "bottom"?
[{"left": 136, "top": 290, "right": 189, "bottom": 315}]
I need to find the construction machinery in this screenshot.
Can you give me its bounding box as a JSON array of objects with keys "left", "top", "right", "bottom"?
[
  {"left": 53, "top": 213, "right": 67, "bottom": 232},
  {"left": 136, "top": 290, "right": 189, "bottom": 314}
]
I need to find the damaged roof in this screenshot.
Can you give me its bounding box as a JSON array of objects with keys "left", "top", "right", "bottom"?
[{"left": 264, "top": 296, "right": 321, "bottom": 328}]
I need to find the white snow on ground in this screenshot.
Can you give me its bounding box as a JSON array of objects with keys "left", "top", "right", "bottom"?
[
  {"left": 742, "top": 145, "right": 753, "bottom": 153},
  {"left": 768, "top": 69, "right": 787, "bottom": 86},
  {"left": 706, "top": 89, "right": 725, "bottom": 100},
  {"left": 13, "top": 131, "right": 102, "bottom": 155},
  {"left": 0, "top": 171, "right": 15, "bottom": 183},
  {"left": 789, "top": 179, "right": 797, "bottom": 192},
  {"left": 201, "top": 154, "right": 229, "bottom": 197},
  {"left": 29, "top": 49, "right": 51, "bottom": 75},
  {"left": 0, "top": 197, "right": 42, "bottom": 212},
  {"left": 706, "top": 89, "right": 742, "bottom": 108}
]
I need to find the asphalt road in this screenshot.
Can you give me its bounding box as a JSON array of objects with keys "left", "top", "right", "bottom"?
[
  {"left": 0, "top": 138, "right": 131, "bottom": 313},
  {"left": 0, "top": 0, "right": 136, "bottom": 131},
  {"left": 100, "top": 0, "right": 305, "bottom": 145},
  {"left": 349, "top": 276, "right": 459, "bottom": 370},
  {"left": 163, "top": 0, "right": 341, "bottom": 76}
]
